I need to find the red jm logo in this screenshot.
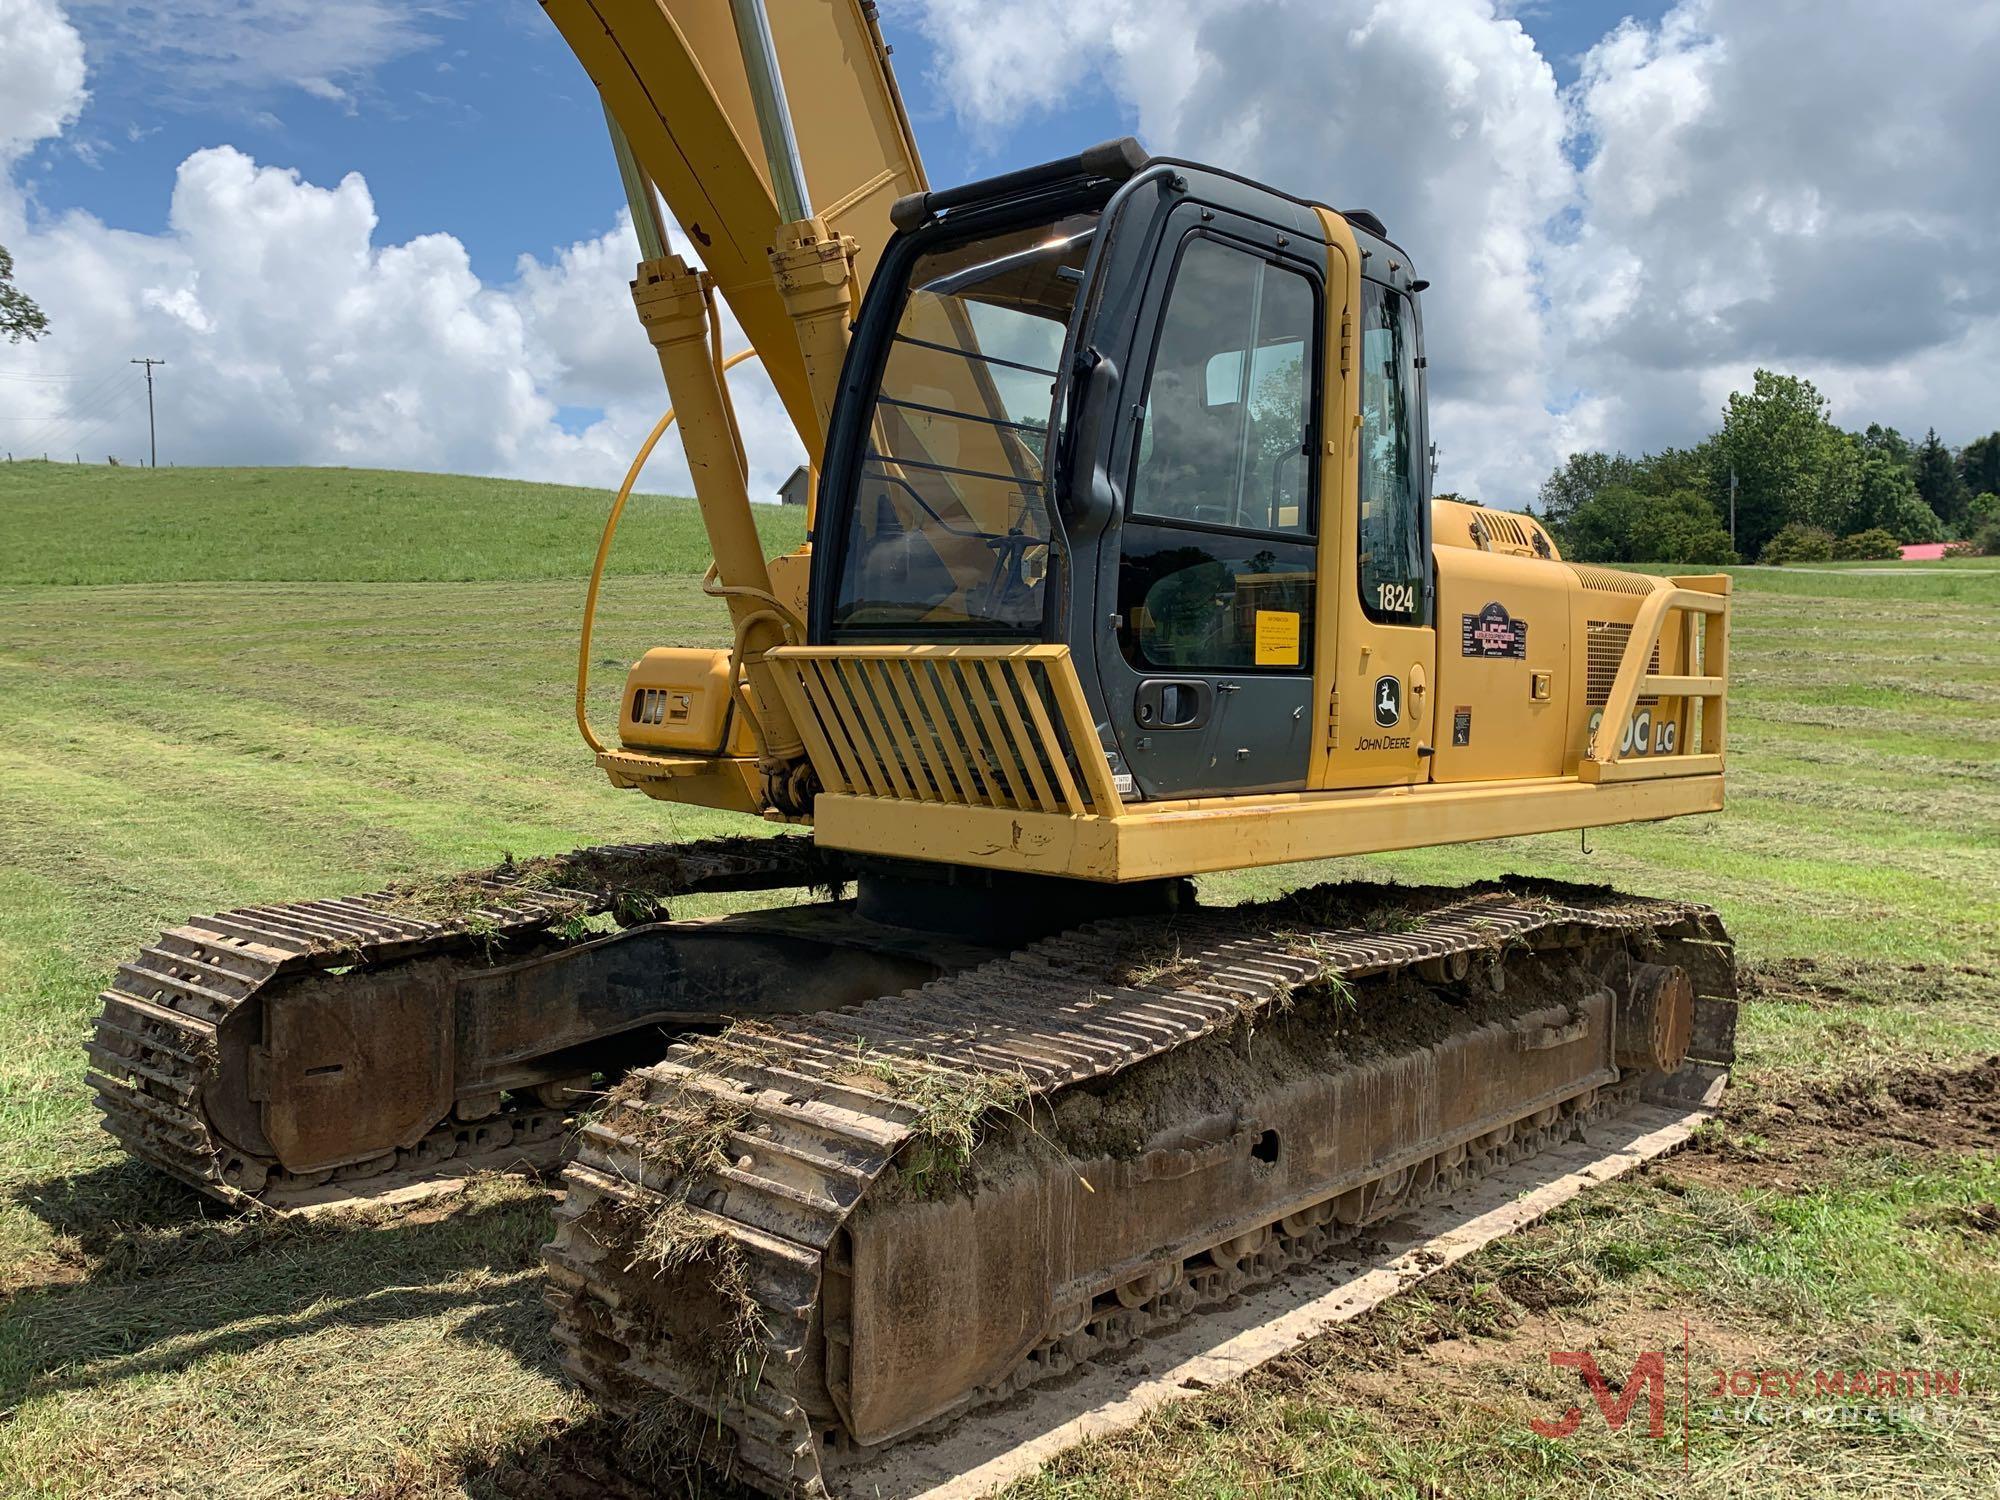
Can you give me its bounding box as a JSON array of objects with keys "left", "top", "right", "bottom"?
[{"left": 1531, "top": 1350, "right": 1669, "bottom": 1439}]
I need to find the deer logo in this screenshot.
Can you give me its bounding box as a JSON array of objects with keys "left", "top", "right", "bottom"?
[{"left": 1373, "top": 675, "right": 1400, "bottom": 728}]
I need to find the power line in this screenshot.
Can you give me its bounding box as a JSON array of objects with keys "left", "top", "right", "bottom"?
[
  {"left": 60, "top": 382, "right": 153, "bottom": 460},
  {"left": 14, "top": 369, "right": 139, "bottom": 457}
]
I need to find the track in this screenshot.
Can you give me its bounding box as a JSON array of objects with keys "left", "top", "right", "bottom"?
[
  {"left": 544, "top": 880, "right": 1737, "bottom": 1497},
  {"left": 88, "top": 836, "right": 850, "bottom": 1209}
]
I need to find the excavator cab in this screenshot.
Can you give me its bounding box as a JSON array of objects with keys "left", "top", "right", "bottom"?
[{"left": 814, "top": 142, "right": 1430, "bottom": 802}]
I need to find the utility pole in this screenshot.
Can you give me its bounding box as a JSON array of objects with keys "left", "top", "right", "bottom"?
[
  {"left": 131, "top": 357, "right": 165, "bottom": 467},
  {"left": 1727, "top": 466, "right": 1738, "bottom": 554}
]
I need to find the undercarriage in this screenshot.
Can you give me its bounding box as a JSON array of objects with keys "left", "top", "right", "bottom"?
[
  {"left": 541, "top": 877, "right": 1734, "bottom": 1496},
  {"left": 90, "top": 841, "right": 1734, "bottom": 1497}
]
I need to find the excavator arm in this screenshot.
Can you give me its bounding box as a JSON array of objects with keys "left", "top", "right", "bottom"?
[
  {"left": 543, "top": 0, "right": 926, "bottom": 455},
  {"left": 546, "top": 0, "right": 931, "bottom": 811}
]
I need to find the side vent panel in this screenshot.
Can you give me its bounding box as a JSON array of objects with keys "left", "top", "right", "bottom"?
[
  {"left": 1568, "top": 563, "right": 1657, "bottom": 597},
  {"left": 1586, "top": 621, "right": 1661, "bottom": 707}
]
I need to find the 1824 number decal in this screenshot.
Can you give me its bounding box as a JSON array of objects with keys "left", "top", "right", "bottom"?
[{"left": 1375, "top": 580, "right": 1416, "bottom": 614}]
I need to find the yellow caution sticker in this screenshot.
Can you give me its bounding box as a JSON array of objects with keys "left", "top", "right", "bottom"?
[{"left": 1253, "top": 609, "right": 1301, "bottom": 667}]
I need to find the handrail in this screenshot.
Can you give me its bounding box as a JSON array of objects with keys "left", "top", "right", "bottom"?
[
  {"left": 1585, "top": 579, "right": 1730, "bottom": 773},
  {"left": 574, "top": 346, "right": 762, "bottom": 755}
]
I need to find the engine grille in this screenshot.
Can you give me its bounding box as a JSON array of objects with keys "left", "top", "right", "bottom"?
[{"left": 1586, "top": 621, "right": 1661, "bottom": 707}]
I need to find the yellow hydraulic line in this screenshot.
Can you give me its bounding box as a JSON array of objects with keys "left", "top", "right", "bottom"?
[{"left": 575, "top": 346, "right": 762, "bottom": 754}]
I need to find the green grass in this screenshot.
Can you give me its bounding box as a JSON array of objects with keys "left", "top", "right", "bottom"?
[
  {"left": 1010, "top": 1156, "right": 2000, "bottom": 1498},
  {"left": 1, "top": 464, "right": 1995, "bottom": 1497},
  {"left": 0, "top": 459, "right": 805, "bottom": 583}
]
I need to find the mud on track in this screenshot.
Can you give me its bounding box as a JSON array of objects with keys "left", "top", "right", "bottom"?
[{"left": 468, "top": 1056, "right": 2000, "bottom": 1500}]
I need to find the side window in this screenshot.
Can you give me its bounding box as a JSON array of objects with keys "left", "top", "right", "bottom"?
[
  {"left": 1119, "top": 232, "right": 1318, "bottom": 673},
  {"left": 1358, "top": 281, "right": 1425, "bottom": 623},
  {"left": 1119, "top": 523, "right": 1314, "bottom": 672},
  {"left": 1129, "top": 235, "right": 1316, "bottom": 536}
]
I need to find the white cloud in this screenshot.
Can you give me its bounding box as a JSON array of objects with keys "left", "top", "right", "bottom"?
[
  {"left": 0, "top": 0, "right": 86, "bottom": 157},
  {"left": 904, "top": 0, "right": 2000, "bottom": 502},
  {"left": 7, "top": 0, "right": 1997, "bottom": 514},
  {"left": 1552, "top": 0, "right": 2000, "bottom": 461},
  {"left": 0, "top": 0, "right": 801, "bottom": 498},
  {"left": 901, "top": 0, "right": 1578, "bottom": 499}
]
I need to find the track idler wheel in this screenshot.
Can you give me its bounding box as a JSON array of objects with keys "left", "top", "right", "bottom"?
[{"left": 1614, "top": 962, "right": 1695, "bottom": 1074}]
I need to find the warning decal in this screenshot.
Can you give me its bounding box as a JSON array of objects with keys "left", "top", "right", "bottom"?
[{"left": 1254, "top": 610, "right": 1302, "bottom": 667}]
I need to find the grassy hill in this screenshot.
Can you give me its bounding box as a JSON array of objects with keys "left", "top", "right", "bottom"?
[
  {"left": 0, "top": 460, "right": 806, "bottom": 584},
  {"left": 1, "top": 464, "right": 1997, "bottom": 1497}
]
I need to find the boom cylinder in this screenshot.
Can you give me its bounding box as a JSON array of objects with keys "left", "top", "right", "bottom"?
[
  {"left": 727, "top": 0, "right": 813, "bottom": 223},
  {"left": 769, "top": 219, "right": 859, "bottom": 511}
]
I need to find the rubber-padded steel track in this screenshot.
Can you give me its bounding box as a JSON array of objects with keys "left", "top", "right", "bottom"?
[
  {"left": 544, "top": 880, "right": 1736, "bottom": 1496},
  {"left": 89, "top": 836, "right": 848, "bottom": 1207}
]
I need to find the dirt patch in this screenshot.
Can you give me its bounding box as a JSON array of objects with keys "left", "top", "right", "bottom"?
[
  {"left": 1696, "top": 1056, "right": 2000, "bottom": 1183},
  {"left": 1904, "top": 1199, "right": 2000, "bottom": 1239},
  {"left": 468, "top": 1412, "right": 751, "bottom": 1500}
]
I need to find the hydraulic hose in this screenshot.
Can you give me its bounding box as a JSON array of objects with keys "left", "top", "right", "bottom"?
[{"left": 575, "top": 346, "right": 762, "bottom": 754}]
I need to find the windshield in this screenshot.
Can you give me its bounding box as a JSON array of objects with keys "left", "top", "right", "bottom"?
[{"left": 829, "top": 212, "right": 1098, "bottom": 633}]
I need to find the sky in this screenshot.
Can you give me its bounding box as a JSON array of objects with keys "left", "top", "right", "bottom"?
[{"left": 1, "top": 0, "right": 1995, "bottom": 508}]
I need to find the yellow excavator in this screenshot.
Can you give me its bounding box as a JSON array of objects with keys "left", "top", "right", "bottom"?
[{"left": 88, "top": 2, "right": 1738, "bottom": 1493}]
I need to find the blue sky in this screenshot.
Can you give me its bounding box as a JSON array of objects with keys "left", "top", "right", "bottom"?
[
  {"left": 4, "top": 0, "right": 1987, "bottom": 503},
  {"left": 19, "top": 1, "right": 1667, "bottom": 284}
]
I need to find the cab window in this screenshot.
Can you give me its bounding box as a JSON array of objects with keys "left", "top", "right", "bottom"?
[
  {"left": 828, "top": 213, "right": 1097, "bottom": 635},
  {"left": 1357, "top": 280, "right": 1424, "bottom": 623},
  {"left": 1119, "top": 233, "right": 1318, "bottom": 672}
]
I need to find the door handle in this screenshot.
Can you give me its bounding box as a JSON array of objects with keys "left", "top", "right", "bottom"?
[{"left": 1135, "top": 679, "right": 1213, "bottom": 729}]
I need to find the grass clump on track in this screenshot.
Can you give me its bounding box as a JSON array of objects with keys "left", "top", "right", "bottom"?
[{"left": 854, "top": 1051, "right": 1033, "bottom": 1197}]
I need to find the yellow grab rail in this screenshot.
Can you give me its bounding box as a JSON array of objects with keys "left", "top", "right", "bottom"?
[
  {"left": 1580, "top": 575, "right": 1730, "bottom": 784},
  {"left": 574, "top": 346, "right": 761, "bottom": 755}
]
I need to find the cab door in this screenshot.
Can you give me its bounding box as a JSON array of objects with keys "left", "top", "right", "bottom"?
[
  {"left": 1095, "top": 208, "right": 1325, "bottom": 799},
  {"left": 1313, "top": 260, "right": 1435, "bottom": 791}
]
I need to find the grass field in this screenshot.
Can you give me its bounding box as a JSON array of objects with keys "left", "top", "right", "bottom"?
[
  {"left": 2, "top": 463, "right": 1996, "bottom": 1497},
  {"left": 0, "top": 460, "right": 807, "bottom": 583}
]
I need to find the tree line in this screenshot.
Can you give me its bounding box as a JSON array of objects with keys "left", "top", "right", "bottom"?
[{"left": 1523, "top": 370, "right": 1999, "bottom": 565}]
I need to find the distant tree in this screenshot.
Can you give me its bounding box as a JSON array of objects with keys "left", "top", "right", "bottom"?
[
  {"left": 1851, "top": 443, "right": 1942, "bottom": 541},
  {"left": 1914, "top": 427, "right": 1969, "bottom": 532},
  {"left": 1713, "top": 370, "right": 1857, "bottom": 558},
  {"left": 1759, "top": 523, "right": 1836, "bottom": 565},
  {"left": 0, "top": 244, "right": 48, "bottom": 344},
  {"left": 1968, "top": 492, "right": 2000, "bottom": 532},
  {"left": 1831, "top": 528, "right": 1902, "bottom": 560},
  {"left": 1561, "top": 486, "right": 1647, "bottom": 562},
  {"left": 1631, "top": 442, "right": 1718, "bottom": 502},
  {"left": 1958, "top": 432, "right": 2000, "bottom": 502},
  {"left": 1859, "top": 422, "right": 1916, "bottom": 470},
  {"left": 1564, "top": 485, "right": 1735, "bottom": 565},
  {"left": 1536, "top": 451, "right": 1636, "bottom": 537}
]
